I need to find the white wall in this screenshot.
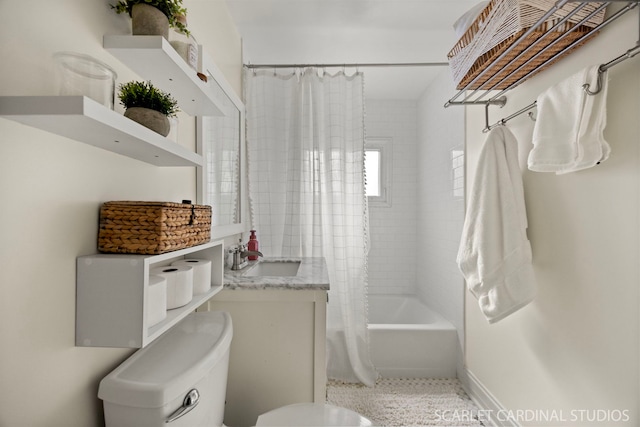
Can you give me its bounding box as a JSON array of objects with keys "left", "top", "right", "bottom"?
[
  {"left": 464, "top": 8, "right": 639, "bottom": 426},
  {"left": 365, "top": 99, "right": 418, "bottom": 295},
  {"left": 187, "top": 0, "right": 242, "bottom": 95},
  {"left": 416, "top": 69, "right": 466, "bottom": 353},
  {"left": 0, "top": 1, "right": 241, "bottom": 426}
]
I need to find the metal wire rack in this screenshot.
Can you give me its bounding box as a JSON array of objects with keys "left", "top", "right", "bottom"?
[{"left": 444, "top": 0, "right": 640, "bottom": 116}]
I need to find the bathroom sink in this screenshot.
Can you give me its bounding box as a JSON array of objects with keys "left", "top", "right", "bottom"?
[{"left": 244, "top": 261, "right": 301, "bottom": 277}]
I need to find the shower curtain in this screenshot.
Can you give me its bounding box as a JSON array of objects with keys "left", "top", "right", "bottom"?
[{"left": 245, "top": 68, "right": 378, "bottom": 386}]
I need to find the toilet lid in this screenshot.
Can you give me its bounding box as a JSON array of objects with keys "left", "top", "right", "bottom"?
[{"left": 255, "top": 403, "right": 375, "bottom": 426}]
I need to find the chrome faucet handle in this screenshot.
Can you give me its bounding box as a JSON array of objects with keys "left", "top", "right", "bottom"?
[
  {"left": 235, "top": 238, "right": 246, "bottom": 253},
  {"left": 241, "top": 250, "right": 264, "bottom": 259},
  {"left": 230, "top": 240, "right": 251, "bottom": 270}
]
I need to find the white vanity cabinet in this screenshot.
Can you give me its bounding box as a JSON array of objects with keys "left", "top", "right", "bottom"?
[
  {"left": 76, "top": 240, "right": 224, "bottom": 348},
  {"left": 208, "top": 288, "right": 327, "bottom": 427}
]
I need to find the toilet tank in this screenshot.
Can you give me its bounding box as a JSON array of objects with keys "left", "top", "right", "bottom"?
[{"left": 99, "top": 311, "right": 233, "bottom": 427}]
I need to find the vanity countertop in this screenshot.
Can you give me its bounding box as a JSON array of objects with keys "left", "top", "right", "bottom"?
[{"left": 223, "top": 257, "right": 329, "bottom": 290}]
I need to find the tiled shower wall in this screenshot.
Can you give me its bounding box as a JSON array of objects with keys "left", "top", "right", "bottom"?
[
  {"left": 416, "top": 69, "right": 465, "bottom": 344},
  {"left": 365, "top": 74, "right": 465, "bottom": 349},
  {"left": 365, "top": 99, "right": 418, "bottom": 295}
]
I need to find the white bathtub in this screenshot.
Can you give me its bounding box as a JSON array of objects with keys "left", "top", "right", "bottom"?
[{"left": 368, "top": 294, "right": 458, "bottom": 378}]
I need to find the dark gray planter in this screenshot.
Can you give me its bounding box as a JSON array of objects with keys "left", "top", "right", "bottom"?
[
  {"left": 125, "top": 107, "right": 171, "bottom": 136},
  {"left": 131, "top": 3, "right": 169, "bottom": 39}
]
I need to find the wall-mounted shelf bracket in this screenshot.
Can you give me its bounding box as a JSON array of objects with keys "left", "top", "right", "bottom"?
[
  {"left": 484, "top": 100, "right": 537, "bottom": 133},
  {"left": 484, "top": 96, "right": 507, "bottom": 131}
]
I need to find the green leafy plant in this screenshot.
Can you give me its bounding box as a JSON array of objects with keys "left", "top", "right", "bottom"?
[
  {"left": 118, "top": 81, "right": 179, "bottom": 117},
  {"left": 111, "top": 0, "right": 190, "bottom": 35}
]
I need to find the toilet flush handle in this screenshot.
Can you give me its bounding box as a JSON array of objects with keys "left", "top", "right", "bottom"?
[{"left": 166, "top": 388, "right": 200, "bottom": 423}]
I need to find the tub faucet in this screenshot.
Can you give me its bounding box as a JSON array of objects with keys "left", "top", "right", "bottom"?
[{"left": 231, "top": 243, "right": 263, "bottom": 270}]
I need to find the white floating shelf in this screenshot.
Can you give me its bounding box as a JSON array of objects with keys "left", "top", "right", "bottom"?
[
  {"left": 76, "top": 240, "right": 225, "bottom": 348},
  {"left": 0, "top": 96, "right": 202, "bottom": 167},
  {"left": 104, "top": 35, "right": 225, "bottom": 117}
]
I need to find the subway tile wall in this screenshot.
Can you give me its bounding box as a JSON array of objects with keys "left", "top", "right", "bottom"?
[
  {"left": 416, "top": 69, "right": 465, "bottom": 342},
  {"left": 365, "top": 99, "right": 418, "bottom": 295}
]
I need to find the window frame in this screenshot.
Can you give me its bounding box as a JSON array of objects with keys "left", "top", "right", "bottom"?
[{"left": 365, "top": 137, "right": 392, "bottom": 207}]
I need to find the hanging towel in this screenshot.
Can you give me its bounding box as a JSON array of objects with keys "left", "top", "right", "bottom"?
[
  {"left": 457, "top": 127, "right": 536, "bottom": 324},
  {"left": 558, "top": 67, "right": 610, "bottom": 174},
  {"left": 528, "top": 65, "right": 610, "bottom": 174}
]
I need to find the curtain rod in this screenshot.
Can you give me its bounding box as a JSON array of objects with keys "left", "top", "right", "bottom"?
[{"left": 244, "top": 62, "right": 448, "bottom": 69}]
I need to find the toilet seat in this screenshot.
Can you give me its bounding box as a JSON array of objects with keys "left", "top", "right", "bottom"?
[{"left": 255, "top": 403, "right": 374, "bottom": 426}]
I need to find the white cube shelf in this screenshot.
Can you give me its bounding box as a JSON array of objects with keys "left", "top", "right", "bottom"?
[{"left": 76, "top": 240, "right": 224, "bottom": 348}]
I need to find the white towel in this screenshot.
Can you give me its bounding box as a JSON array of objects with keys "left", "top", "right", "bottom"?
[
  {"left": 528, "top": 66, "right": 609, "bottom": 174},
  {"left": 457, "top": 127, "right": 536, "bottom": 324},
  {"left": 558, "top": 67, "right": 610, "bottom": 174}
]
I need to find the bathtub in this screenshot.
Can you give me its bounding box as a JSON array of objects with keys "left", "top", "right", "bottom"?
[{"left": 368, "top": 294, "right": 458, "bottom": 378}]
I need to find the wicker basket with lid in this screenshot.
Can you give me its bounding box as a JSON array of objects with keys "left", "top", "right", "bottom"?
[{"left": 98, "top": 201, "right": 212, "bottom": 255}]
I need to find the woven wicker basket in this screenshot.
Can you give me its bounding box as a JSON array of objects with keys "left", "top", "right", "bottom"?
[
  {"left": 448, "top": 0, "right": 606, "bottom": 90},
  {"left": 98, "top": 201, "right": 212, "bottom": 255}
]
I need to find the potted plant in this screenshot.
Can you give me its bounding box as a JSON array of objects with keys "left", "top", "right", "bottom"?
[
  {"left": 111, "top": 0, "right": 190, "bottom": 39},
  {"left": 118, "top": 80, "right": 179, "bottom": 137}
]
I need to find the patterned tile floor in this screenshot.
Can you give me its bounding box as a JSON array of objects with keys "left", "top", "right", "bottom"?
[{"left": 327, "top": 378, "right": 485, "bottom": 427}]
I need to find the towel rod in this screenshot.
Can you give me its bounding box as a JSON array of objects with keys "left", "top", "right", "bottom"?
[
  {"left": 484, "top": 41, "right": 640, "bottom": 132},
  {"left": 483, "top": 101, "right": 537, "bottom": 133}
]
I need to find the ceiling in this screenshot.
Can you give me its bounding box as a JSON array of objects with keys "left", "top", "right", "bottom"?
[{"left": 225, "top": 0, "right": 481, "bottom": 99}]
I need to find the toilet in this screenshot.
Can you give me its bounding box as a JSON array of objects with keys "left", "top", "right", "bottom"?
[
  {"left": 98, "top": 311, "right": 373, "bottom": 427},
  {"left": 256, "top": 402, "right": 373, "bottom": 426}
]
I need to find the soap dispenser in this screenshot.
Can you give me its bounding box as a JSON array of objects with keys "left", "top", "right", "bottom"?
[{"left": 247, "top": 230, "right": 259, "bottom": 260}]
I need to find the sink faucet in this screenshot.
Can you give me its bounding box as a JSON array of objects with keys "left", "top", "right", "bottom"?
[{"left": 231, "top": 242, "right": 263, "bottom": 270}]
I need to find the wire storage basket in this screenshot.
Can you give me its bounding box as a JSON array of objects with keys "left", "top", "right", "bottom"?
[
  {"left": 447, "top": 0, "right": 606, "bottom": 90},
  {"left": 98, "top": 201, "right": 212, "bottom": 255}
]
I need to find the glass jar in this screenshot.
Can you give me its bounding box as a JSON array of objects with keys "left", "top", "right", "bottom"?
[{"left": 53, "top": 52, "right": 118, "bottom": 110}]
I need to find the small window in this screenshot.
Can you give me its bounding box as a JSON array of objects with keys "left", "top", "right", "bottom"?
[
  {"left": 365, "top": 137, "right": 392, "bottom": 207},
  {"left": 365, "top": 149, "right": 381, "bottom": 197}
]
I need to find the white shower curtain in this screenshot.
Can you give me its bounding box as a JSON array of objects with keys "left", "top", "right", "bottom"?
[{"left": 245, "top": 68, "right": 378, "bottom": 386}]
